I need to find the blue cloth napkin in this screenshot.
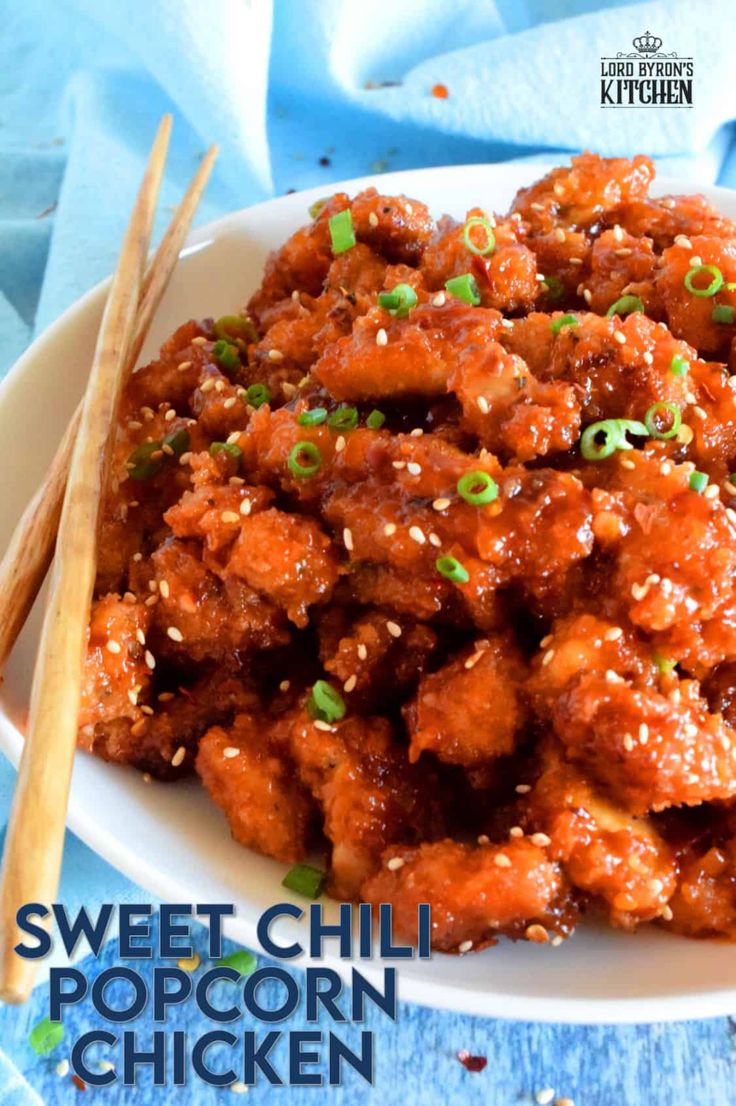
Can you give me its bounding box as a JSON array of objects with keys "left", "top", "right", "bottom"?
[{"left": 2, "top": 0, "right": 736, "bottom": 1101}]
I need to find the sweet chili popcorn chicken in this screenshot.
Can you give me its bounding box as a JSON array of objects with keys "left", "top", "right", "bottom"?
[{"left": 78, "top": 152, "right": 736, "bottom": 950}]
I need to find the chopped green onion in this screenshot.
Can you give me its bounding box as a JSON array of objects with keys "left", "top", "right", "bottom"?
[
  {"left": 216, "top": 949, "right": 257, "bottom": 976},
  {"left": 298, "top": 407, "right": 328, "bottom": 426},
  {"left": 328, "top": 209, "right": 356, "bottom": 255},
  {"left": 606, "top": 294, "right": 645, "bottom": 317},
  {"left": 461, "top": 216, "right": 496, "bottom": 257},
  {"left": 580, "top": 418, "right": 647, "bottom": 461},
  {"left": 287, "top": 441, "right": 322, "bottom": 478},
  {"left": 550, "top": 314, "right": 578, "bottom": 335},
  {"left": 214, "top": 314, "right": 258, "bottom": 344},
  {"left": 308, "top": 679, "right": 346, "bottom": 723},
  {"left": 127, "top": 440, "right": 163, "bottom": 481},
  {"left": 210, "top": 441, "right": 242, "bottom": 463},
  {"left": 654, "top": 652, "right": 677, "bottom": 675},
  {"left": 366, "top": 409, "right": 386, "bottom": 429},
  {"left": 282, "top": 863, "right": 326, "bottom": 900},
  {"left": 29, "top": 1017, "right": 63, "bottom": 1056},
  {"left": 689, "top": 470, "right": 708, "bottom": 494},
  {"left": 541, "top": 275, "right": 564, "bottom": 302},
  {"left": 712, "top": 304, "right": 735, "bottom": 325},
  {"left": 246, "top": 383, "right": 270, "bottom": 409},
  {"left": 644, "top": 402, "right": 681, "bottom": 440},
  {"left": 212, "top": 339, "right": 240, "bottom": 374},
  {"left": 378, "top": 283, "right": 418, "bottom": 318},
  {"left": 309, "top": 197, "right": 329, "bottom": 220},
  {"left": 445, "top": 273, "right": 481, "bottom": 306},
  {"left": 457, "top": 470, "right": 499, "bottom": 506},
  {"left": 436, "top": 555, "right": 470, "bottom": 584},
  {"left": 684, "top": 264, "right": 723, "bottom": 297},
  {"left": 327, "top": 406, "right": 359, "bottom": 431},
  {"left": 670, "top": 353, "right": 689, "bottom": 376},
  {"left": 163, "top": 427, "right": 190, "bottom": 457}
]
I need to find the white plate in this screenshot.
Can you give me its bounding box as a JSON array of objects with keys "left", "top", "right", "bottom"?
[{"left": 2, "top": 162, "right": 736, "bottom": 1025}]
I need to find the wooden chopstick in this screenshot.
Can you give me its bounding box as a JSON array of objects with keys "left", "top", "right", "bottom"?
[
  {"left": 0, "top": 118, "right": 177, "bottom": 1005},
  {"left": 0, "top": 145, "right": 218, "bottom": 674}
]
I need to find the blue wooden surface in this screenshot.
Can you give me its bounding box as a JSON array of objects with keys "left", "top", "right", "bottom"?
[{"left": 1, "top": 918, "right": 735, "bottom": 1105}]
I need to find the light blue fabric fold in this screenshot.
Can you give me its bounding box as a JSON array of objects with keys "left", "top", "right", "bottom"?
[{"left": 1, "top": 0, "right": 736, "bottom": 1098}]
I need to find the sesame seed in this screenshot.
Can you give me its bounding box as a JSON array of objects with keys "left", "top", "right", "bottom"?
[
  {"left": 540, "top": 634, "right": 553, "bottom": 648},
  {"left": 392, "top": 460, "right": 406, "bottom": 470},
  {"left": 492, "top": 850, "right": 512, "bottom": 869},
  {"left": 343, "top": 674, "right": 358, "bottom": 693},
  {"left": 554, "top": 228, "right": 566, "bottom": 243},
  {"left": 569, "top": 256, "right": 583, "bottom": 265},
  {"left": 515, "top": 783, "right": 531, "bottom": 794},
  {"left": 477, "top": 834, "right": 490, "bottom": 845},
  {"left": 386, "top": 621, "right": 402, "bottom": 638},
  {"left": 240, "top": 499, "right": 252, "bottom": 516},
  {"left": 623, "top": 733, "right": 634, "bottom": 751},
  {"left": 648, "top": 878, "right": 664, "bottom": 894},
  {"left": 368, "top": 211, "right": 379, "bottom": 227},
  {"left": 684, "top": 722, "right": 698, "bottom": 738},
  {"left": 692, "top": 405, "right": 707, "bottom": 421},
  {"left": 542, "top": 649, "right": 555, "bottom": 667},
  {"left": 387, "top": 856, "right": 405, "bottom": 871},
  {"left": 631, "top": 582, "right": 650, "bottom": 600},
  {"left": 343, "top": 527, "right": 354, "bottom": 551},
  {"left": 604, "top": 626, "right": 623, "bottom": 641},
  {"left": 620, "top": 457, "right": 636, "bottom": 470},
  {"left": 433, "top": 497, "right": 451, "bottom": 511},
  {"left": 551, "top": 934, "right": 564, "bottom": 947},
  {"left": 525, "top": 923, "right": 549, "bottom": 943},
  {"left": 282, "top": 382, "right": 297, "bottom": 398},
  {"left": 613, "top": 329, "right": 626, "bottom": 344},
  {"left": 642, "top": 351, "right": 653, "bottom": 365},
  {"left": 164, "top": 408, "right": 177, "bottom": 422},
  {"left": 612, "top": 224, "right": 624, "bottom": 242},
  {"left": 409, "top": 525, "right": 426, "bottom": 544},
  {"left": 509, "top": 826, "right": 524, "bottom": 838},
  {"left": 127, "top": 689, "right": 139, "bottom": 706},
  {"left": 334, "top": 435, "right": 346, "bottom": 453},
  {"left": 536, "top": 1090, "right": 555, "bottom": 1106},
  {"left": 200, "top": 378, "right": 215, "bottom": 393},
  {"left": 689, "top": 255, "right": 702, "bottom": 268},
  {"left": 106, "top": 640, "right": 121, "bottom": 655},
  {"left": 133, "top": 552, "right": 143, "bottom": 561},
  {"left": 144, "top": 649, "right": 156, "bottom": 670},
  {"left": 530, "top": 832, "right": 552, "bottom": 847},
  {"left": 432, "top": 291, "right": 446, "bottom": 307},
  {"left": 384, "top": 522, "right": 397, "bottom": 536},
  {"left": 191, "top": 335, "right": 207, "bottom": 346},
  {"left": 223, "top": 396, "right": 237, "bottom": 409},
  {"left": 376, "top": 328, "right": 388, "bottom": 346},
  {"left": 639, "top": 723, "right": 649, "bottom": 741},
  {"left": 458, "top": 939, "right": 474, "bottom": 954},
  {"left": 171, "top": 746, "right": 186, "bottom": 767},
  {"left": 313, "top": 719, "right": 334, "bottom": 732},
  {"left": 279, "top": 679, "right": 291, "bottom": 692},
  {"left": 674, "top": 234, "right": 692, "bottom": 248},
  {"left": 645, "top": 573, "right": 660, "bottom": 586},
  {"left": 158, "top": 692, "right": 174, "bottom": 702},
  {"left": 223, "top": 747, "right": 240, "bottom": 759},
  {"left": 704, "top": 484, "right": 719, "bottom": 499},
  {"left": 582, "top": 288, "right": 592, "bottom": 304},
  {"left": 159, "top": 580, "right": 170, "bottom": 599},
  {"left": 476, "top": 395, "right": 490, "bottom": 414},
  {"left": 407, "top": 462, "right": 422, "bottom": 475},
  {"left": 131, "top": 718, "right": 148, "bottom": 737},
  {"left": 167, "top": 627, "right": 184, "bottom": 642},
  {"left": 357, "top": 643, "right": 368, "bottom": 660},
  {"left": 410, "top": 427, "right": 424, "bottom": 437},
  {"left": 501, "top": 318, "right": 514, "bottom": 328},
  {"left": 429, "top": 532, "right": 442, "bottom": 547},
  {"left": 605, "top": 669, "right": 623, "bottom": 684},
  {"left": 268, "top": 349, "right": 284, "bottom": 361}
]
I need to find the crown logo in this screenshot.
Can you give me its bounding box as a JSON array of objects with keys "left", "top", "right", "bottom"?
[{"left": 633, "top": 30, "right": 662, "bottom": 54}]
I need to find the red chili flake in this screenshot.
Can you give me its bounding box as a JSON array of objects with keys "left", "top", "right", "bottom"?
[
  {"left": 432, "top": 83, "right": 449, "bottom": 99},
  {"left": 71, "top": 1074, "right": 87, "bottom": 1091},
  {"left": 457, "top": 1049, "right": 488, "bottom": 1073}
]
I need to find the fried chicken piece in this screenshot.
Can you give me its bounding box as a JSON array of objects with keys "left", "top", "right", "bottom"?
[
  {"left": 525, "top": 743, "right": 676, "bottom": 927},
  {"left": 197, "top": 712, "right": 315, "bottom": 863},
  {"left": 362, "top": 838, "right": 569, "bottom": 951},
  {"left": 79, "top": 595, "right": 154, "bottom": 730},
  {"left": 405, "top": 635, "right": 526, "bottom": 767},
  {"left": 289, "top": 710, "right": 439, "bottom": 899},
  {"left": 657, "top": 235, "right": 736, "bottom": 354}
]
